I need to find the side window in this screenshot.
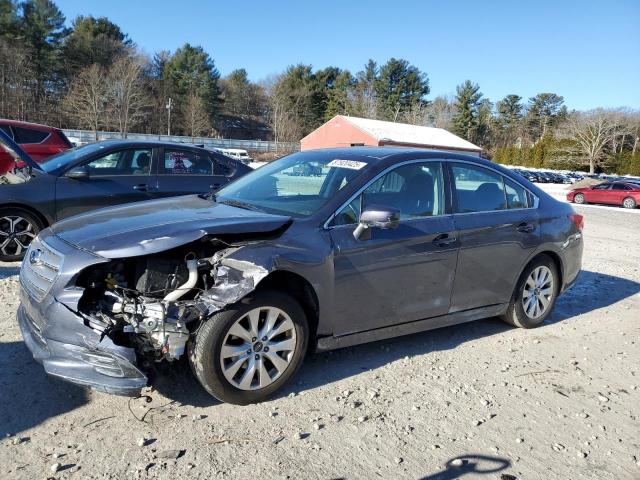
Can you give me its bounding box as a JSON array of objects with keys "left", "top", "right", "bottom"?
[
  {"left": 210, "top": 153, "right": 232, "bottom": 176},
  {"left": 592, "top": 183, "right": 610, "bottom": 190},
  {"left": 452, "top": 163, "right": 506, "bottom": 213},
  {"left": 163, "top": 150, "right": 212, "bottom": 175},
  {"left": 13, "top": 127, "right": 49, "bottom": 144},
  {"left": 504, "top": 177, "right": 529, "bottom": 209},
  {"left": 332, "top": 161, "right": 445, "bottom": 225},
  {"left": 85, "top": 149, "right": 152, "bottom": 176},
  {"left": 611, "top": 184, "right": 629, "bottom": 191}
]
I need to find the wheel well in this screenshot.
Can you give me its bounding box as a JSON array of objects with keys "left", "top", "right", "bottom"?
[
  {"left": 0, "top": 203, "right": 50, "bottom": 229},
  {"left": 256, "top": 271, "right": 319, "bottom": 353},
  {"left": 532, "top": 251, "right": 564, "bottom": 290}
]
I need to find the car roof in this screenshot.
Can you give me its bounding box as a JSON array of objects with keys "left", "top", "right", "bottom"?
[
  {"left": 86, "top": 139, "right": 216, "bottom": 151},
  {"left": 0, "top": 119, "right": 60, "bottom": 131},
  {"left": 301, "top": 146, "right": 487, "bottom": 162}
]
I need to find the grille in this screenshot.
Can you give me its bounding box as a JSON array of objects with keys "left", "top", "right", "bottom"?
[{"left": 20, "top": 238, "right": 64, "bottom": 302}]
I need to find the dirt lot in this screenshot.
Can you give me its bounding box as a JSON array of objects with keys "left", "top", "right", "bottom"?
[{"left": 1, "top": 205, "right": 639, "bottom": 480}]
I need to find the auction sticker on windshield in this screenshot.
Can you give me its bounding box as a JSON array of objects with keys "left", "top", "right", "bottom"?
[{"left": 327, "top": 159, "right": 367, "bottom": 170}]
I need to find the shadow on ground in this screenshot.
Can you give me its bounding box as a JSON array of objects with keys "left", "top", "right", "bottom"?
[
  {"left": 156, "top": 270, "right": 640, "bottom": 405},
  {"left": 419, "top": 454, "right": 511, "bottom": 480},
  {"left": 0, "top": 341, "right": 88, "bottom": 437},
  {"left": 4, "top": 269, "right": 639, "bottom": 426}
]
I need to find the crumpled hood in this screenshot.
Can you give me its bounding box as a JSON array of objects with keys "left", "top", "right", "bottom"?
[{"left": 50, "top": 195, "right": 291, "bottom": 258}]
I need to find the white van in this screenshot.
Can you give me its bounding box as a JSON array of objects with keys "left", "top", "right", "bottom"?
[{"left": 215, "top": 148, "right": 252, "bottom": 164}]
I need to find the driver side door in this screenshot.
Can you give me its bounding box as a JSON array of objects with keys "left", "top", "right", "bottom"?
[
  {"left": 328, "top": 160, "right": 458, "bottom": 336},
  {"left": 54, "top": 147, "right": 158, "bottom": 220},
  {"left": 586, "top": 183, "right": 611, "bottom": 203}
]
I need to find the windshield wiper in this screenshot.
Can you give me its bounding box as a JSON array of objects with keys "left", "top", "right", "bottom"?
[{"left": 218, "top": 198, "right": 263, "bottom": 212}]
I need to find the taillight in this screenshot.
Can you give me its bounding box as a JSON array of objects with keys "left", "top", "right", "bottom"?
[{"left": 570, "top": 214, "right": 584, "bottom": 231}]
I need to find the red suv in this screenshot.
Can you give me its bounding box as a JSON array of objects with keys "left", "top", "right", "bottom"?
[{"left": 0, "top": 119, "right": 73, "bottom": 173}]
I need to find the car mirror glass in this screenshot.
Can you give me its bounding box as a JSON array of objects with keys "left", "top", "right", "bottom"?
[
  {"left": 353, "top": 205, "right": 400, "bottom": 240},
  {"left": 65, "top": 166, "right": 90, "bottom": 179}
]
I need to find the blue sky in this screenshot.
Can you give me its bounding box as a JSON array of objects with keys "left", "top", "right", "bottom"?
[{"left": 55, "top": 0, "right": 639, "bottom": 110}]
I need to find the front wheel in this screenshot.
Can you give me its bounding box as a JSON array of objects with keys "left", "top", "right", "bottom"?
[
  {"left": 501, "top": 255, "right": 559, "bottom": 328},
  {"left": 622, "top": 197, "right": 637, "bottom": 209},
  {"left": 0, "top": 208, "right": 43, "bottom": 262},
  {"left": 573, "top": 193, "right": 585, "bottom": 204},
  {"left": 189, "top": 290, "right": 309, "bottom": 405}
]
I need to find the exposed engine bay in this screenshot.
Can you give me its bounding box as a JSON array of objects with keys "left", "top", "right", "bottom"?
[{"left": 76, "top": 242, "right": 268, "bottom": 363}]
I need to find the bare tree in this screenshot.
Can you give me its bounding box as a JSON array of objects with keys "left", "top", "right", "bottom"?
[
  {"left": 183, "top": 92, "right": 210, "bottom": 141},
  {"left": 63, "top": 64, "right": 109, "bottom": 140},
  {"left": 108, "top": 55, "right": 150, "bottom": 138},
  {"left": 262, "top": 74, "right": 304, "bottom": 147},
  {"left": 564, "top": 110, "right": 624, "bottom": 174},
  {"left": 424, "top": 96, "right": 454, "bottom": 130}
]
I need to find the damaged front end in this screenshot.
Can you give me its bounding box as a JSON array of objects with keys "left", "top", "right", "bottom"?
[{"left": 75, "top": 244, "right": 269, "bottom": 369}]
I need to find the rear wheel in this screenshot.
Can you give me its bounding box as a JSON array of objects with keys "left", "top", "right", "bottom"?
[
  {"left": 189, "top": 290, "right": 308, "bottom": 405},
  {"left": 501, "top": 255, "right": 559, "bottom": 328},
  {"left": 622, "top": 197, "right": 636, "bottom": 209},
  {"left": 573, "top": 193, "right": 585, "bottom": 204},
  {"left": 0, "top": 208, "right": 43, "bottom": 262}
]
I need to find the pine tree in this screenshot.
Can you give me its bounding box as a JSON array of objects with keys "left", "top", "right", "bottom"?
[{"left": 452, "top": 80, "right": 483, "bottom": 143}]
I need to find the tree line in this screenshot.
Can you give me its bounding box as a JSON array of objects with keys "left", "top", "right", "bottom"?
[{"left": 1, "top": 0, "right": 638, "bottom": 174}]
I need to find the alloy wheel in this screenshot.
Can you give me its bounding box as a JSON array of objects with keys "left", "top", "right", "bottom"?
[
  {"left": 522, "top": 266, "right": 554, "bottom": 319},
  {"left": 574, "top": 193, "right": 584, "bottom": 204},
  {"left": 0, "top": 216, "right": 37, "bottom": 257},
  {"left": 623, "top": 198, "right": 636, "bottom": 209},
  {"left": 220, "top": 306, "right": 297, "bottom": 390}
]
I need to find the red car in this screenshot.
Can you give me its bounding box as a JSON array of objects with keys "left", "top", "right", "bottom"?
[
  {"left": 567, "top": 181, "right": 640, "bottom": 209},
  {"left": 0, "top": 119, "right": 73, "bottom": 173}
]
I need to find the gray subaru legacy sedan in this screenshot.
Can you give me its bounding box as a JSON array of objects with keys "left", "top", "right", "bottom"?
[{"left": 17, "top": 148, "right": 583, "bottom": 404}]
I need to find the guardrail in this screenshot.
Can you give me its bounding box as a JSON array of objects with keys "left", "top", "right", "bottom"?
[{"left": 62, "top": 129, "right": 300, "bottom": 153}]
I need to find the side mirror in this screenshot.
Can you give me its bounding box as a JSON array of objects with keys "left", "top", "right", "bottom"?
[
  {"left": 65, "top": 165, "right": 90, "bottom": 179},
  {"left": 353, "top": 205, "right": 400, "bottom": 240}
]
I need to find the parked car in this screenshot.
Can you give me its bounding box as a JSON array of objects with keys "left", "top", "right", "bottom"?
[
  {"left": 0, "top": 132, "right": 251, "bottom": 261},
  {"left": 567, "top": 181, "right": 640, "bottom": 209},
  {"left": 16, "top": 147, "right": 584, "bottom": 404},
  {"left": 0, "top": 119, "right": 73, "bottom": 173}
]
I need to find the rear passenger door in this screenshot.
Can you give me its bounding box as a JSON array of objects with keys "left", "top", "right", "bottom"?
[
  {"left": 609, "top": 183, "right": 630, "bottom": 205},
  {"left": 448, "top": 162, "right": 540, "bottom": 312},
  {"left": 155, "top": 148, "right": 231, "bottom": 197}
]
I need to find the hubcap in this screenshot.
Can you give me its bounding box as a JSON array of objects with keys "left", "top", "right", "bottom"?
[
  {"left": 522, "top": 266, "right": 554, "bottom": 319},
  {"left": 0, "top": 216, "right": 37, "bottom": 257},
  {"left": 220, "top": 306, "right": 296, "bottom": 391}
]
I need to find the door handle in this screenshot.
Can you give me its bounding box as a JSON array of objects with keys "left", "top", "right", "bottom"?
[
  {"left": 516, "top": 222, "right": 535, "bottom": 233},
  {"left": 433, "top": 233, "right": 457, "bottom": 247},
  {"left": 209, "top": 183, "right": 221, "bottom": 190},
  {"left": 133, "top": 184, "right": 150, "bottom": 191}
]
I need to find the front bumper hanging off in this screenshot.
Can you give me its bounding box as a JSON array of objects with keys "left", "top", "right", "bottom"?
[{"left": 17, "top": 304, "right": 148, "bottom": 396}]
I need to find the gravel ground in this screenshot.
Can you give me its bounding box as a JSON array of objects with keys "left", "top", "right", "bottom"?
[{"left": 1, "top": 206, "right": 639, "bottom": 480}]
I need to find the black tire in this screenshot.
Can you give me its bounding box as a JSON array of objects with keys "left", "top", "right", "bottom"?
[
  {"left": 622, "top": 197, "right": 636, "bottom": 209},
  {"left": 573, "top": 193, "right": 585, "bottom": 204},
  {"left": 500, "top": 254, "right": 559, "bottom": 328},
  {"left": 189, "top": 290, "right": 309, "bottom": 405},
  {"left": 0, "top": 207, "right": 44, "bottom": 262}
]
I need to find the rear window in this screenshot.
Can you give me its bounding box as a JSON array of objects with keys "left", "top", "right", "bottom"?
[{"left": 13, "top": 127, "right": 49, "bottom": 144}]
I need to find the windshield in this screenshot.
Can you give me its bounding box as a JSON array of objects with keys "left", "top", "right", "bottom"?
[
  {"left": 215, "top": 151, "right": 372, "bottom": 217},
  {"left": 39, "top": 142, "right": 109, "bottom": 173}
]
